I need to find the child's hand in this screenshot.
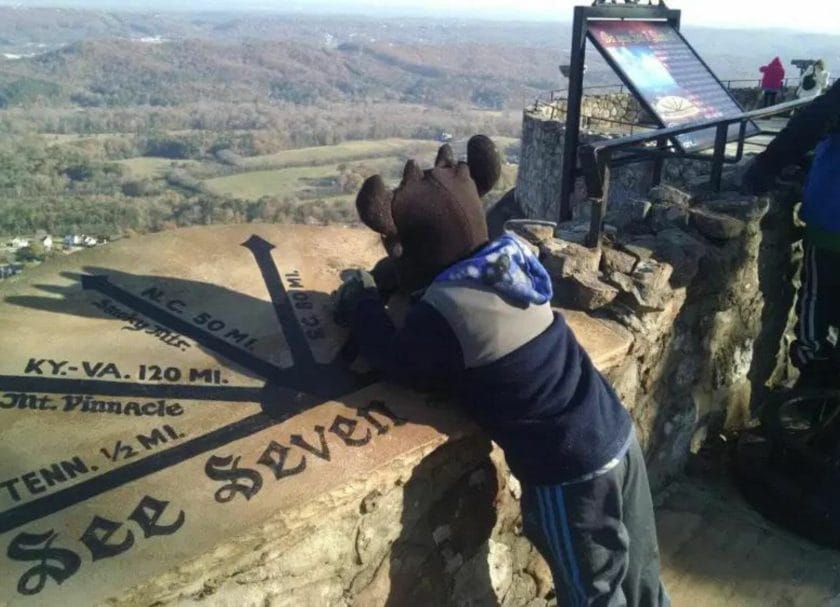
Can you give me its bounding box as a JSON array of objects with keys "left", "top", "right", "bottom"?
[
  {"left": 333, "top": 270, "right": 378, "bottom": 327},
  {"left": 370, "top": 256, "right": 400, "bottom": 300}
]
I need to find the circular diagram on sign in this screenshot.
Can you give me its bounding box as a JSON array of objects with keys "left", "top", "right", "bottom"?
[
  {"left": 654, "top": 95, "right": 701, "bottom": 123},
  {"left": 0, "top": 224, "right": 450, "bottom": 605}
]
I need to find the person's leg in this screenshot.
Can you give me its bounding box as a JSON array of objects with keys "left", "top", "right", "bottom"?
[
  {"left": 521, "top": 485, "right": 591, "bottom": 606},
  {"left": 521, "top": 478, "right": 625, "bottom": 607},
  {"left": 619, "top": 435, "right": 670, "bottom": 607},
  {"left": 792, "top": 243, "right": 838, "bottom": 385},
  {"left": 762, "top": 90, "right": 772, "bottom": 108},
  {"left": 822, "top": 247, "right": 840, "bottom": 378},
  {"left": 520, "top": 437, "right": 668, "bottom": 607}
]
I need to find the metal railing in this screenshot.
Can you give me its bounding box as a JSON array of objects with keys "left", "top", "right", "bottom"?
[
  {"left": 534, "top": 79, "right": 803, "bottom": 136},
  {"left": 543, "top": 83, "right": 628, "bottom": 103},
  {"left": 721, "top": 77, "right": 801, "bottom": 89},
  {"left": 577, "top": 96, "right": 814, "bottom": 247},
  {"left": 580, "top": 114, "right": 656, "bottom": 136},
  {"left": 544, "top": 76, "right": 836, "bottom": 105},
  {"left": 531, "top": 99, "right": 655, "bottom": 135}
]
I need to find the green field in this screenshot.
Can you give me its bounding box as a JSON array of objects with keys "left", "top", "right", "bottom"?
[
  {"left": 204, "top": 156, "right": 406, "bottom": 200},
  {"left": 117, "top": 157, "right": 201, "bottom": 178},
  {"left": 42, "top": 132, "right": 131, "bottom": 144},
  {"left": 103, "top": 135, "right": 518, "bottom": 203},
  {"left": 238, "top": 137, "right": 520, "bottom": 170},
  {"left": 239, "top": 138, "right": 443, "bottom": 170},
  {"left": 212, "top": 136, "right": 519, "bottom": 200}
]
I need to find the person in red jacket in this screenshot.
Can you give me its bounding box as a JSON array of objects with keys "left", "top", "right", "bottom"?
[{"left": 760, "top": 57, "right": 786, "bottom": 107}]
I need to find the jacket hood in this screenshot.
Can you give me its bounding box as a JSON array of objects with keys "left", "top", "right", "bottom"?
[{"left": 433, "top": 234, "right": 553, "bottom": 305}]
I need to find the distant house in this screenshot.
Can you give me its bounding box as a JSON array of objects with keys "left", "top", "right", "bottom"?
[
  {"left": 33, "top": 230, "right": 53, "bottom": 251},
  {"left": 62, "top": 234, "right": 106, "bottom": 248},
  {"left": 439, "top": 131, "right": 454, "bottom": 143},
  {"left": 9, "top": 238, "right": 29, "bottom": 249},
  {"left": 0, "top": 264, "right": 23, "bottom": 279}
]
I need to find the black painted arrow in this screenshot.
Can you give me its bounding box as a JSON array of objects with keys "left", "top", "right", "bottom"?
[
  {"left": 241, "top": 235, "right": 375, "bottom": 396},
  {"left": 0, "top": 412, "right": 275, "bottom": 534},
  {"left": 0, "top": 375, "right": 265, "bottom": 403},
  {"left": 241, "top": 235, "right": 317, "bottom": 373},
  {"left": 80, "top": 274, "right": 313, "bottom": 391},
  {"left": 0, "top": 239, "right": 385, "bottom": 533},
  {"left": 0, "top": 381, "right": 337, "bottom": 534}
]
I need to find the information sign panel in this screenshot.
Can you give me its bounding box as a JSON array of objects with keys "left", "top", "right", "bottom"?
[{"left": 588, "top": 20, "right": 758, "bottom": 150}]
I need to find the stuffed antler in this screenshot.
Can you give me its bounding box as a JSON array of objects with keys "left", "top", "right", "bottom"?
[
  {"left": 467, "top": 135, "right": 501, "bottom": 197},
  {"left": 355, "top": 134, "right": 501, "bottom": 292},
  {"left": 356, "top": 174, "right": 397, "bottom": 237}
]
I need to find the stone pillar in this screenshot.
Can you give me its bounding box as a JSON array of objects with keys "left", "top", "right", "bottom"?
[
  {"left": 516, "top": 109, "right": 565, "bottom": 221},
  {"left": 516, "top": 97, "right": 665, "bottom": 225}
]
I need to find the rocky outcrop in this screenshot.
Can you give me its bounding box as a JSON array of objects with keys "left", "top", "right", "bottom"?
[
  {"left": 507, "top": 186, "right": 793, "bottom": 486},
  {"left": 516, "top": 110, "right": 567, "bottom": 220}
]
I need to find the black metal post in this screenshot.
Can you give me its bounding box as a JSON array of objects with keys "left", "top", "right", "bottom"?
[
  {"left": 586, "top": 159, "right": 611, "bottom": 248},
  {"left": 587, "top": 198, "right": 603, "bottom": 248},
  {"left": 709, "top": 123, "right": 729, "bottom": 191},
  {"left": 733, "top": 120, "right": 749, "bottom": 162},
  {"left": 670, "top": 6, "right": 681, "bottom": 29},
  {"left": 559, "top": 6, "right": 588, "bottom": 223},
  {"left": 651, "top": 136, "right": 668, "bottom": 187}
]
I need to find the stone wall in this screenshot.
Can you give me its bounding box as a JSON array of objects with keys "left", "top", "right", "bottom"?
[
  {"left": 516, "top": 88, "right": 758, "bottom": 222},
  {"left": 516, "top": 93, "right": 655, "bottom": 221},
  {"left": 111, "top": 435, "right": 537, "bottom": 607},
  {"left": 515, "top": 111, "right": 708, "bottom": 223},
  {"left": 549, "top": 92, "right": 655, "bottom": 127},
  {"left": 509, "top": 183, "right": 795, "bottom": 486},
  {"left": 516, "top": 108, "right": 566, "bottom": 220},
  {"left": 114, "top": 185, "right": 795, "bottom": 607},
  {"left": 0, "top": 223, "right": 638, "bottom": 607}
]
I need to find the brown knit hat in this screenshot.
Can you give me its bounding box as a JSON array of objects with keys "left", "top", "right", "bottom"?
[{"left": 356, "top": 135, "right": 501, "bottom": 291}]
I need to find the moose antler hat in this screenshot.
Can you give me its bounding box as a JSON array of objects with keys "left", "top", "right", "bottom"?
[{"left": 355, "top": 135, "right": 502, "bottom": 292}]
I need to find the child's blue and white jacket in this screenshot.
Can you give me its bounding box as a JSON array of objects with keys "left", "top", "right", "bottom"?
[{"left": 351, "top": 234, "right": 633, "bottom": 485}]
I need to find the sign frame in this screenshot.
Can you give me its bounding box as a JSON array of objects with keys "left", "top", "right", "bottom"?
[
  {"left": 559, "top": 3, "right": 682, "bottom": 222},
  {"left": 585, "top": 19, "right": 758, "bottom": 152},
  {"left": 558, "top": 3, "right": 757, "bottom": 222}
]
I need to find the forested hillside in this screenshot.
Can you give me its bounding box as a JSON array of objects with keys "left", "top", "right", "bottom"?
[{"left": 1, "top": 5, "right": 839, "bottom": 263}]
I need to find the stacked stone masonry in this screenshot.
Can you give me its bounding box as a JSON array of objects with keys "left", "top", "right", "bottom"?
[
  {"left": 0, "top": 224, "right": 638, "bottom": 607},
  {"left": 517, "top": 109, "right": 710, "bottom": 223},
  {"left": 509, "top": 183, "right": 795, "bottom": 487},
  {"left": 517, "top": 88, "right": 765, "bottom": 222}
]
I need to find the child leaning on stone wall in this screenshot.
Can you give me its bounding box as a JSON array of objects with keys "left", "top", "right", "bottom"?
[{"left": 332, "top": 136, "right": 670, "bottom": 607}]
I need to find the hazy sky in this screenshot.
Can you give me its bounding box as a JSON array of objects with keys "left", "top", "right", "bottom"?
[
  {"left": 10, "top": 0, "right": 840, "bottom": 35},
  {"left": 319, "top": 0, "right": 838, "bottom": 33}
]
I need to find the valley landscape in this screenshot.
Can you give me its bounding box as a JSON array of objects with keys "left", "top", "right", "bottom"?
[{"left": 1, "top": 4, "right": 839, "bottom": 265}]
